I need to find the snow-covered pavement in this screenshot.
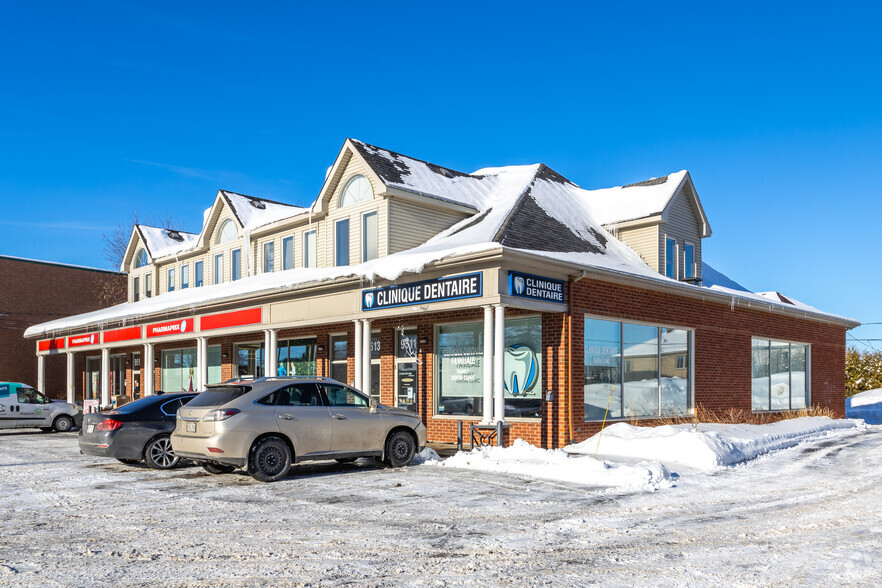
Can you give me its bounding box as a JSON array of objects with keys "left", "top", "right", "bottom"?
[{"left": 2, "top": 421, "right": 881, "bottom": 587}]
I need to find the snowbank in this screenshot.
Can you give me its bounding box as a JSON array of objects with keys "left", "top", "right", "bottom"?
[
  {"left": 422, "top": 439, "right": 672, "bottom": 492},
  {"left": 566, "top": 417, "right": 863, "bottom": 471},
  {"left": 846, "top": 389, "right": 882, "bottom": 425}
]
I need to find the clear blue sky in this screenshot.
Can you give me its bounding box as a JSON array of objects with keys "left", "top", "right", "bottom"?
[{"left": 2, "top": 1, "right": 880, "bottom": 348}]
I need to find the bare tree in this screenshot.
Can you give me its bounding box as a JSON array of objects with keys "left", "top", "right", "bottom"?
[{"left": 99, "top": 211, "right": 184, "bottom": 305}]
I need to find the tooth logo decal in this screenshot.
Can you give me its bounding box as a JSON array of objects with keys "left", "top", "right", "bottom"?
[
  {"left": 503, "top": 344, "right": 539, "bottom": 397},
  {"left": 364, "top": 292, "right": 374, "bottom": 309},
  {"left": 514, "top": 276, "right": 525, "bottom": 295}
]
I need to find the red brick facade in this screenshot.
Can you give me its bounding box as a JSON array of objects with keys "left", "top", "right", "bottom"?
[
  {"left": 57, "top": 273, "right": 847, "bottom": 450},
  {"left": 0, "top": 256, "right": 125, "bottom": 398}
]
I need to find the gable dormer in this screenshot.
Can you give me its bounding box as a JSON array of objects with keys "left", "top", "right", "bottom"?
[{"left": 591, "top": 171, "right": 711, "bottom": 283}]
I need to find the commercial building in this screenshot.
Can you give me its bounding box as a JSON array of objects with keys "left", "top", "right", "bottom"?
[
  {"left": 24, "top": 140, "right": 857, "bottom": 446},
  {"left": 1, "top": 255, "right": 125, "bottom": 398}
]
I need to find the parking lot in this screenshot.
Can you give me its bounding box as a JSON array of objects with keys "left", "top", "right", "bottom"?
[{"left": 2, "top": 428, "right": 881, "bottom": 587}]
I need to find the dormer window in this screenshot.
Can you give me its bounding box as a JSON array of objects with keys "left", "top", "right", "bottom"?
[
  {"left": 135, "top": 248, "right": 148, "bottom": 268},
  {"left": 216, "top": 219, "right": 238, "bottom": 244},
  {"left": 339, "top": 175, "right": 373, "bottom": 207}
]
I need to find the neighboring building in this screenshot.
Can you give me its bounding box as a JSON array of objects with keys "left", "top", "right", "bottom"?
[
  {"left": 1, "top": 255, "right": 125, "bottom": 399},
  {"left": 24, "top": 140, "right": 858, "bottom": 447}
]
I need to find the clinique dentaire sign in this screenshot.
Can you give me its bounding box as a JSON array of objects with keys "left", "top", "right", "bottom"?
[
  {"left": 362, "top": 273, "right": 482, "bottom": 311},
  {"left": 508, "top": 271, "right": 565, "bottom": 303}
]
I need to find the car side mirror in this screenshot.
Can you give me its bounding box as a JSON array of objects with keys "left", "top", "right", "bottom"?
[{"left": 369, "top": 398, "right": 378, "bottom": 413}]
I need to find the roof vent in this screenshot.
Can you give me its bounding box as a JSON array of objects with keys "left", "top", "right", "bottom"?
[
  {"left": 248, "top": 198, "right": 266, "bottom": 210},
  {"left": 165, "top": 230, "right": 184, "bottom": 242}
]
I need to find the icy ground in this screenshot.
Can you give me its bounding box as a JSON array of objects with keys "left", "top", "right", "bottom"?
[{"left": 2, "top": 422, "right": 882, "bottom": 587}]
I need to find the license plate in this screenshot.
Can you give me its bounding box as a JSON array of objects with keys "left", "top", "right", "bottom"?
[
  {"left": 186, "top": 422, "right": 196, "bottom": 433},
  {"left": 86, "top": 424, "right": 95, "bottom": 434}
]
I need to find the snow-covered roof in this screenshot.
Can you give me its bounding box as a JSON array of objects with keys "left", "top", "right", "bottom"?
[
  {"left": 137, "top": 225, "right": 199, "bottom": 260},
  {"left": 221, "top": 190, "right": 309, "bottom": 232},
  {"left": 579, "top": 170, "right": 689, "bottom": 225},
  {"left": 25, "top": 142, "right": 858, "bottom": 338}
]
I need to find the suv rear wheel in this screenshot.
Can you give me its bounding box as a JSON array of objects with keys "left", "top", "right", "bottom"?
[
  {"left": 385, "top": 430, "right": 416, "bottom": 467},
  {"left": 248, "top": 437, "right": 291, "bottom": 482}
]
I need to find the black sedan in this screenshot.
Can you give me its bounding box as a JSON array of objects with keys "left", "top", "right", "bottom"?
[{"left": 78, "top": 393, "right": 196, "bottom": 469}]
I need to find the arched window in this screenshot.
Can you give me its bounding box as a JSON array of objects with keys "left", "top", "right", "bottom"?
[
  {"left": 135, "top": 248, "right": 148, "bottom": 268},
  {"left": 216, "top": 219, "right": 238, "bottom": 244},
  {"left": 339, "top": 175, "right": 373, "bottom": 208}
]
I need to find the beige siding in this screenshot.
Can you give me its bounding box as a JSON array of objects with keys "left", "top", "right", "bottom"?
[
  {"left": 387, "top": 199, "right": 467, "bottom": 254},
  {"left": 615, "top": 225, "right": 660, "bottom": 271},
  {"left": 661, "top": 189, "right": 703, "bottom": 280}
]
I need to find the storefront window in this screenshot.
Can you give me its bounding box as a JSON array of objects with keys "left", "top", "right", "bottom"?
[
  {"left": 207, "top": 345, "right": 222, "bottom": 385},
  {"left": 277, "top": 338, "right": 316, "bottom": 377},
  {"left": 436, "top": 322, "right": 483, "bottom": 417},
  {"left": 85, "top": 357, "right": 101, "bottom": 400},
  {"left": 752, "top": 339, "right": 809, "bottom": 411},
  {"left": 503, "top": 317, "right": 542, "bottom": 418},
  {"left": 162, "top": 348, "right": 198, "bottom": 392},
  {"left": 584, "top": 317, "right": 691, "bottom": 421}
]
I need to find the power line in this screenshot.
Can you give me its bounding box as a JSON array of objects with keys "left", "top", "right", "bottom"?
[{"left": 848, "top": 332, "right": 880, "bottom": 353}]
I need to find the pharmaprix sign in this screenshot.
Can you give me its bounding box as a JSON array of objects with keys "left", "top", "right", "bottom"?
[
  {"left": 146, "top": 318, "right": 194, "bottom": 338},
  {"left": 362, "top": 273, "right": 482, "bottom": 311}
]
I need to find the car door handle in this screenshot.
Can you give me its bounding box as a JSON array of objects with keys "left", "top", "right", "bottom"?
[
  {"left": 333, "top": 414, "right": 346, "bottom": 420},
  {"left": 279, "top": 414, "right": 296, "bottom": 420}
]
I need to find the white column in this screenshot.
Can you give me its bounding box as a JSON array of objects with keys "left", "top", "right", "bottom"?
[
  {"left": 493, "top": 305, "right": 505, "bottom": 423},
  {"left": 100, "top": 347, "right": 111, "bottom": 407},
  {"left": 362, "top": 319, "right": 372, "bottom": 396},
  {"left": 353, "top": 320, "right": 363, "bottom": 389},
  {"left": 482, "top": 305, "right": 494, "bottom": 424},
  {"left": 66, "top": 352, "right": 75, "bottom": 404},
  {"left": 268, "top": 329, "right": 278, "bottom": 377},
  {"left": 37, "top": 354, "right": 45, "bottom": 394},
  {"left": 264, "top": 330, "right": 272, "bottom": 377},
  {"left": 197, "top": 337, "right": 208, "bottom": 391},
  {"left": 144, "top": 343, "right": 154, "bottom": 396}
]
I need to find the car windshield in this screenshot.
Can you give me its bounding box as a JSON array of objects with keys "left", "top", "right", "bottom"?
[{"left": 186, "top": 386, "right": 251, "bottom": 408}]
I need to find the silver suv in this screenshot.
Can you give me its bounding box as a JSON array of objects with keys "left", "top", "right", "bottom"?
[{"left": 170, "top": 377, "right": 427, "bottom": 482}]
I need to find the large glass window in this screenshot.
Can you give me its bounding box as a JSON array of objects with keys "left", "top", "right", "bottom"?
[
  {"left": 665, "top": 238, "right": 676, "bottom": 278},
  {"left": 584, "top": 317, "right": 692, "bottom": 421},
  {"left": 181, "top": 264, "right": 189, "bottom": 289},
  {"left": 339, "top": 175, "right": 373, "bottom": 207},
  {"left": 232, "top": 249, "right": 241, "bottom": 281},
  {"left": 263, "top": 242, "right": 274, "bottom": 273},
  {"left": 167, "top": 267, "right": 175, "bottom": 292},
  {"left": 363, "top": 212, "right": 378, "bottom": 262},
  {"left": 162, "top": 348, "right": 199, "bottom": 392},
  {"left": 437, "top": 322, "right": 482, "bottom": 416},
  {"left": 503, "top": 317, "right": 542, "bottom": 418},
  {"left": 752, "top": 339, "right": 809, "bottom": 411},
  {"left": 303, "top": 230, "right": 316, "bottom": 268},
  {"left": 195, "top": 261, "right": 203, "bottom": 287},
  {"left": 335, "top": 219, "right": 349, "bottom": 266},
  {"left": 214, "top": 254, "right": 223, "bottom": 285},
  {"left": 207, "top": 345, "right": 222, "bottom": 385},
  {"left": 330, "top": 334, "right": 348, "bottom": 384},
  {"left": 282, "top": 236, "right": 294, "bottom": 270},
  {"left": 85, "top": 357, "right": 101, "bottom": 400},
  {"left": 277, "top": 338, "right": 317, "bottom": 377}
]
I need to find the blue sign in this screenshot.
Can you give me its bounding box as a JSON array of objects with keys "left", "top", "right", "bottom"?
[
  {"left": 363, "top": 273, "right": 482, "bottom": 311},
  {"left": 0, "top": 384, "right": 11, "bottom": 398},
  {"left": 508, "top": 271, "right": 565, "bottom": 303}
]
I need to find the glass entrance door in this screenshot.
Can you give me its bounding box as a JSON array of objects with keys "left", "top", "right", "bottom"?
[
  {"left": 395, "top": 329, "right": 418, "bottom": 412},
  {"left": 132, "top": 352, "right": 142, "bottom": 400}
]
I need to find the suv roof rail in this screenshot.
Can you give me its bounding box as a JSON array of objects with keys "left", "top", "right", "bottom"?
[{"left": 250, "top": 375, "right": 341, "bottom": 384}]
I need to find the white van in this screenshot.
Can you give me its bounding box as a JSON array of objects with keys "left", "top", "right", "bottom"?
[{"left": 0, "top": 382, "right": 81, "bottom": 432}]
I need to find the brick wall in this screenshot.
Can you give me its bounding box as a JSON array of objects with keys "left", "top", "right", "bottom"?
[{"left": 1, "top": 257, "right": 126, "bottom": 398}]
